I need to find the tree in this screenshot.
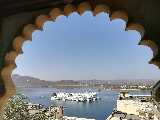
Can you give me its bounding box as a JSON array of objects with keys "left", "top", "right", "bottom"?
[
  {"left": 3, "top": 94, "right": 30, "bottom": 120},
  {"left": 30, "top": 112, "right": 48, "bottom": 120}
]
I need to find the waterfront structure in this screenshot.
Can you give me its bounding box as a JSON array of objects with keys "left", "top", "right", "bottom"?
[
  {"left": 152, "top": 80, "right": 160, "bottom": 103},
  {"left": 152, "top": 81, "right": 160, "bottom": 120},
  {"left": 106, "top": 91, "right": 160, "bottom": 120},
  {"left": 26, "top": 103, "right": 64, "bottom": 120},
  {"left": 26, "top": 102, "right": 96, "bottom": 120},
  {"left": 26, "top": 102, "right": 45, "bottom": 115},
  {"left": 107, "top": 111, "right": 142, "bottom": 120}
]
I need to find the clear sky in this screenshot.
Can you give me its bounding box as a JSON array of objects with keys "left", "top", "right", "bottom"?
[{"left": 12, "top": 12, "right": 160, "bottom": 81}]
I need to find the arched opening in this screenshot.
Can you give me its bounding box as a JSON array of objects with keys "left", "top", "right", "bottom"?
[
  {"left": 13, "top": 12, "right": 159, "bottom": 81},
  {"left": 1, "top": 2, "right": 160, "bottom": 120},
  {"left": 6, "top": 10, "right": 159, "bottom": 119}
]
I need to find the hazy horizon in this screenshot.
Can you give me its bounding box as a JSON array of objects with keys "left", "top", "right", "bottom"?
[
  {"left": 12, "top": 73, "right": 160, "bottom": 82},
  {"left": 12, "top": 12, "right": 160, "bottom": 81}
]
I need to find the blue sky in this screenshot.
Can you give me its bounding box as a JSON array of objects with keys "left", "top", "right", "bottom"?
[{"left": 13, "top": 12, "right": 160, "bottom": 81}]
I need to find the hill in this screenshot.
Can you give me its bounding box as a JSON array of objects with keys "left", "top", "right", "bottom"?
[{"left": 12, "top": 74, "right": 54, "bottom": 88}]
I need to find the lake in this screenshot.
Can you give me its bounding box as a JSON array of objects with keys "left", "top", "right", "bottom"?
[{"left": 16, "top": 88, "right": 150, "bottom": 120}]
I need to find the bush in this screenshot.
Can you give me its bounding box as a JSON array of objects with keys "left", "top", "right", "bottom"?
[{"left": 3, "top": 94, "right": 30, "bottom": 120}]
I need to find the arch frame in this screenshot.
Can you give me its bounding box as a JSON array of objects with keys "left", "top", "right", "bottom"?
[{"left": 0, "top": 1, "right": 158, "bottom": 114}]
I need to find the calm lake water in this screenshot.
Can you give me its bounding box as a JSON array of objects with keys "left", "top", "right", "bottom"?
[{"left": 16, "top": 88, "right": 150, "bottom": 120}]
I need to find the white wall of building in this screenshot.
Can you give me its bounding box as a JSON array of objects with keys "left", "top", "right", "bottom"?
[{"left": 117, "top": 100, "right": 153, "bottom": 115}]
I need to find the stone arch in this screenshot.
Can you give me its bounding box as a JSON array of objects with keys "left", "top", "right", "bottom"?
[{"left": 0, "top": 1, "right": 158, "bottom": 113}]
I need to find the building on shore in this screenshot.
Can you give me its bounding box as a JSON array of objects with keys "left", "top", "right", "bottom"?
[
  {"left": 106, "top": 90, "right": 160, "bottom": 120},
  {"left": 26, "top": 103, "right": 63, "bottom": 120},
  {"left": 26, "top": 103, "right": 95, "bottom": 120}
]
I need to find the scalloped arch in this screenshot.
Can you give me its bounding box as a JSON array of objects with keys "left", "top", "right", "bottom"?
[{"left": 0, "top": 1, "right": 158, "bottom": 112}]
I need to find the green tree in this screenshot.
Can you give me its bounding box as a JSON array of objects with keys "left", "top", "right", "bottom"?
[
  {"left": 3, "top": 94, "right": 30, "bottom": 120},
  {"left": 30, "top": 112, "right": 48, "bottom": 120}
]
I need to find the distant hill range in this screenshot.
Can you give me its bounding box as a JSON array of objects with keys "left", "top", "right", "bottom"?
[
  {"left": 12, "top": 74, "right": 159, "bottom": 88},
  {"left": 12, "top": 74, "right": 81, "bottom": 88},
  {"left": 12, "top": 74, "right": 53, "bottom": 88}
]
